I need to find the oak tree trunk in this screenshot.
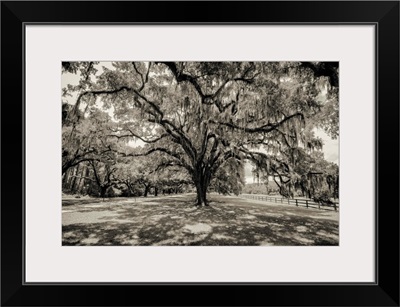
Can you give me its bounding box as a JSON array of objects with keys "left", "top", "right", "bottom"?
[
  {"left": 194, "top": 175, "right": 209, "bottom": 207},
  {"left": 100, "top": 186, "right": 107, "bottom": 200},
  {"left": 144, "top": 185, "right": 149, "bottom": 197}
]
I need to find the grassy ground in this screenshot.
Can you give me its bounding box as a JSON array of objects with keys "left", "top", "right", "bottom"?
[{"left": 62, "top": 193, "right": 339, "bottom": 246}]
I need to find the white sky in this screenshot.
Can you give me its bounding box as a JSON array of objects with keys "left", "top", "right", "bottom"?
[{"left": 62, "top": 63, "right": 339, "bottom": 184}]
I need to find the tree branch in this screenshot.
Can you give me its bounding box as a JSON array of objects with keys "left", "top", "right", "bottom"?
[
  {"left": 158, "top": 62, "right": 257, "bottom": 113},
  {"left": 119, "top": 147, "right": 193, "bottom": 172},
  {"left": 132, "top": 62, "right": 152, "bottom": 91},
  {"left": 108, "top": 129, "right": 169, "bottom": 144},
  {"left": 76, "top": 86, "right": 131, "bottom": 106},
  {"left": 211, "top": 112, "right": 304, "bottom": 134}
]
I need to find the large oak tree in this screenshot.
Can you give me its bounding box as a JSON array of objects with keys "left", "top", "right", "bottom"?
[{"left": 63, "top": 61, "right": 338, "bottom": 206}]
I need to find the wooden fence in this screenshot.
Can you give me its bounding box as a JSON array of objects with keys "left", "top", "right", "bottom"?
[{"left": 240, "top": 194, "right": 339, "bottom": 211}]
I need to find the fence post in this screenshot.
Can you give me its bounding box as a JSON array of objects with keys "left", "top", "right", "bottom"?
[
  {"left": 275, "top": 198, "right": 277, "bottom": 203},
  {"left": 306, "top": 200, "right": 308, "bottom": 208},
  {"left": 295, "top": 199, "right": 298, "bottom": 207},
  {"left": 288, "top": 198, "right": 290, "bottom": 205},
  {"left": 281, "top": 198, "right": 283, "bottom": 203},
  {"left": 318, "top": 202, "right": 320, "bottom": 209}
]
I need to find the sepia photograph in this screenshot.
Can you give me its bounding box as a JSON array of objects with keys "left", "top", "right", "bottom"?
[
  {"left": 1, "top": 1, "right": 394, "bottom": 304},
  {"left": 62, "top": 61, "right": 339, "bottom": 246}
]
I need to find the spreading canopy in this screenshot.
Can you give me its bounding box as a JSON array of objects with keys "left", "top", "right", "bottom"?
[{"left": 63, "top": 61, "right": 339, "bottom": 205}]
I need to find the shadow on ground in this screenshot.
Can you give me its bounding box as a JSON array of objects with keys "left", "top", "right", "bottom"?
[{"left": 62, "top": 194, "right": 339, "bottom": 246}]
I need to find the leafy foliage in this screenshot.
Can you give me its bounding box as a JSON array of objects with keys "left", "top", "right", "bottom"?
[{"left": 62, "top": 61, "right": 339, "bottom": 204}]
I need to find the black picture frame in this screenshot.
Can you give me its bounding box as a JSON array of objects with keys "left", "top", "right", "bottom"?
[{"left": 1, "top": 1, "right": 399, "bottom": 306}]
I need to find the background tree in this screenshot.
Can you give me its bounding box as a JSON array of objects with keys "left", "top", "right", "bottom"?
[
  {"left": 87, "top": 158, "right": 118, "bottom": 199},
  {"left": 62, "top": 61, "right": 99, "bottom": 125},
  {"left": 114, "top": 159, "right": 140, "bottom": 197},
  {"left": 211, "top": 159, "right": 245, "bottom": 195},
  {"left": 62, "top": 108, "right": 114, "bottom": 175}
]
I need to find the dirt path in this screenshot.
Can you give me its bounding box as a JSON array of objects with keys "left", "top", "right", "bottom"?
[{"left": 62, "top": 194, "right": 339, "bottom": 246}]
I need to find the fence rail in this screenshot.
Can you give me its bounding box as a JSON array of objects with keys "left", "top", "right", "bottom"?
[{"left": 240, "top": 194, "right": 339, "bottom": 211}]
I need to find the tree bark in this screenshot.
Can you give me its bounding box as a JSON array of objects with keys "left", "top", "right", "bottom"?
[
  {"left": 77, "top": 165, "right": 86, "bottom": 193},
  {"left": 124, "top": 182, "right": 132, "bottom": 197},
  {"left": 195, "top": 185, "right": 206, "bottom": 206},
  {"left": 71, "top": 165, "right": 79, "bottom": 193},
  {"left": 194, "top": 177, "right": 209, "bottom": 206},
  {"left": 144, "top": 185, "right": 149, "bottom": 197},
  {"left": 100, "top": 186, "right": 107, "bottom": 200}
]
